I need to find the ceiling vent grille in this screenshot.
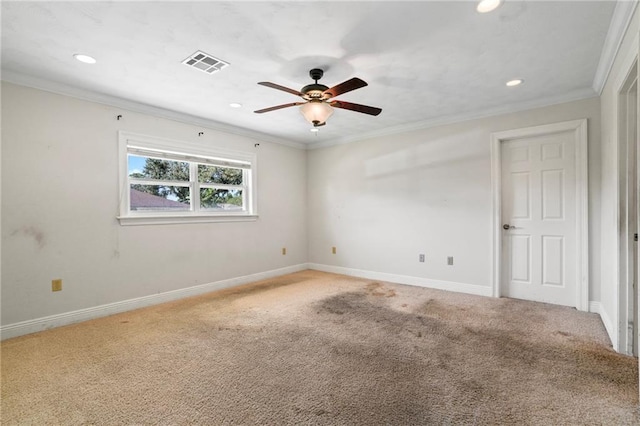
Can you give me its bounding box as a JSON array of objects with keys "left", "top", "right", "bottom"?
[{"left": 182, "top": 51, "right": 229, "bottom": 74}]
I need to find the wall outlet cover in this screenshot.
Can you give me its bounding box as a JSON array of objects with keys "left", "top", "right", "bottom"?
[{"left": 52, "top": 279, "right": 62, "bottom": 292}]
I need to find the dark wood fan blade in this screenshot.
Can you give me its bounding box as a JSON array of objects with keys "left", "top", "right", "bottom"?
[
  {"left": 258, "top": 82, "right": 303, "bottom": 97},
  {"left": 323, "top": 78, "right": 368, "bottom": 99},
  {"left": 330, "top": 100, "right": 382, "bottom": 116},
  {"left": 254, "top": 102, "right": 305, "bottom": 114}
]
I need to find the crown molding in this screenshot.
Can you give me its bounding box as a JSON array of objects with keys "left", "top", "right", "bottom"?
[
  {"left": 307, "top": 87, "right": 598, "bottom": 150},
  {"left": 2, "top": 70, "right": 598, "bottom": 152},
  {"left": 0, "top": 69, "right": 602, "bottom": 153},
  {"left": 1, "top": 70, "right": 307, "bottom": 150},
  {"left": 592, "top": 0, "right": 639, "bottom": 95}
]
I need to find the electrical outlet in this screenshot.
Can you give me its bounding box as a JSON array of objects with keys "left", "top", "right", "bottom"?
[
  {"left": 52, "top": 279, "right": 62, "bottom": 292},
  {"left": 282, "top": 247, "right": 286, "bottom": 255},
  {"left": 447, "top": 256, "right": 454, "bottom": 265},
  {"left": 332, "top": 246, "right": 337, "bottom": 254},
  {"left": 419, "top": 254, "right": 425, "bottom": 263}
]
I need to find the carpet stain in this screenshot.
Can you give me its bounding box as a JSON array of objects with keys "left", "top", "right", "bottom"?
[
  {"left": 2, "top": 272, "right": 638, "bottom": 425},
  {"left": 421, "top": 298, "right": 451, "bottom": 318},
  {"left": 365, "top": 281, "right": 396, "bottom": 298},
  {"left": 312, "top": 280, "right": 638, "bottom": 424},
  {"left": 366, "top": 282, "right": 382, "bottom": 290}
]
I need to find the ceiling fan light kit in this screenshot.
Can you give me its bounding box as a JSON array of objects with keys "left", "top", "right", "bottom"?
[
  {"left": 300, "top": 100, "right": 333, "bottom": 127},
  {"left": 255, "top": 68, "right": 382, "bottom": 129}
]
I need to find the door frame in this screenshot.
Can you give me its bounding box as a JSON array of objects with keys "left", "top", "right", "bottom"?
[
  {"left": 490, "top": 119, "right": 589, "bottom": 311},
  {"left": 617, "top": 57, "right": 639, "bottom": 355}
]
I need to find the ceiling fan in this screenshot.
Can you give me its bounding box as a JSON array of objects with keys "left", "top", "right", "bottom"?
[{"left": 254, "top": 68, "right": 382, "bottom": 127}]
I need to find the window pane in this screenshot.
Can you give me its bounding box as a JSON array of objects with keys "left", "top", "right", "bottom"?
[
  {"left": 130, "top": 186, "right": 190, "bottom": 211},
  {"left": 200, "top": 189, "right": 243, "bottom": 211},
  {"left": 198, "top": 165, "right": 243, "bottom": 185},
  {"left": 128, "top": 155, "right": 189, "bottom": 182}
]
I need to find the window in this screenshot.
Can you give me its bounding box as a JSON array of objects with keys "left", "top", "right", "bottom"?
[{"left": 118, "top": 132, "right": 257, "bottom": 225}]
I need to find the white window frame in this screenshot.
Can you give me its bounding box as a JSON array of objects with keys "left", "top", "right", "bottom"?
[{"left": 118, "top": 131, "right": 258, "bottom": 225}]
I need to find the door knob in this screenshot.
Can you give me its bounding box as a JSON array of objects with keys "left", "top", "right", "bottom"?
[{"left": 503, "top": 224, "right": 515, "bottom": 230}]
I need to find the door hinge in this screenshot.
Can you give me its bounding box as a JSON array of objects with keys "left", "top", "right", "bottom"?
[{"left": 635, "top": 233, "right": 638, "bottom": 242}]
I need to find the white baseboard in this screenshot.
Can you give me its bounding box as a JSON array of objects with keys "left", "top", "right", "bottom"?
[
  {"left": 0, "top": 263, "right": 309, "bottom": 341},
  {"left": 308, "top": 263, "right": 493, "bottom": 297},
  {"left": 589, "top": 301, "right": 616, "bottom": 348},
  {"left": 3, "top": 263, "right": 609, "bottom": 346}
]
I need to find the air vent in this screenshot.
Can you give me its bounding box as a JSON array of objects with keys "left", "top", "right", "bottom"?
[{"left": 182, "top": 51, "right": 229, "bottom": 74}]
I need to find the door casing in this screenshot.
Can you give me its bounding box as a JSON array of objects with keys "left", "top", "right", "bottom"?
[
  {"left": 490, "top": 119, "right": 589, "bottom": 311},
  {"left": 618, "top": 59, "right": 639, "bottom": 356}
]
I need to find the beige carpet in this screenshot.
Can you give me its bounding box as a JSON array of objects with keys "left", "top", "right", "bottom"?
[{"left": 1, "top": 270, "right": 638, "bottom": 424}]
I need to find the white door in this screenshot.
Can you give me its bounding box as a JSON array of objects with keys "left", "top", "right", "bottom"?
[{"left": 500, "top": 130, "right": 576, "bottom": 306}]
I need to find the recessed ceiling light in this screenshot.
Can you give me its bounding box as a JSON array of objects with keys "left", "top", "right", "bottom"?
[
  {"left": 229, "top": 103, "right": 242, "bottom": 108},
  {"left": 506, "top": 79, "right": 524, "bottom": 87},
  {"left": 477, "top": 0, "right": 503, "bottom": 13},
  {"left": 73, "top": 54, "right": 96, "bottom": 64}
]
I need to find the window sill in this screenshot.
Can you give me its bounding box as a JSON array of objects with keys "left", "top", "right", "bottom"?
[{"left": 117, "top": 214, "right": 258, "bottom": 226}]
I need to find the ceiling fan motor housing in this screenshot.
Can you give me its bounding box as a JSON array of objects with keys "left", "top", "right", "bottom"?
[
  {"left": 302, "top": 68, "right": 330, "bottom": 100},
  {"left": 301, "top": 83, "right": 329, "bottom": 99}
]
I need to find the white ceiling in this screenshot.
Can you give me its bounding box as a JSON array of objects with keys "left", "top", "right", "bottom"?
[{"left": 0, "top": 1, "right": 625, "bottom": 147}]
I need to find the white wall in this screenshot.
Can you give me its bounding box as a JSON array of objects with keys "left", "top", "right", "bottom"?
[
  {"left": 599, "top": 6, "right": 639, "bottom": 351},
  {"left": 2, "top": 45, "right": 631, "bottom": 343},
  {"left": 0, "top": 83, "right": 609, "bottom": 341},
  {"left": 1, "top": 82, "right": 307, "bottom": 332},
  {"left": 308, "top": 98, "right": 602, "bottom": 300}
]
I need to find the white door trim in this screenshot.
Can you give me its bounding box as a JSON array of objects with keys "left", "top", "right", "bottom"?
[
  {"left": 617, "top": 59, "right": 638, "bottom": 355},
  {"left": 611, "top": 30, "right": 640, "bottom": 354},
  {"left": 490, "top": 119, "right": 589, "bottom": 311}
]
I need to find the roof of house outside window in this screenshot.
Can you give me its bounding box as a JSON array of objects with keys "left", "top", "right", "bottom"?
[{"left": 130, "top": 188, "right": 188, "bottom": 210}]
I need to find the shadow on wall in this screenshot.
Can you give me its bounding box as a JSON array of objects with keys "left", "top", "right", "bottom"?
[
  {"left": 350, "top": 130, "right": 491, "bottom": 213},
  {"left": 364, "top": 132, "right": 486, "bottom": 180}
]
